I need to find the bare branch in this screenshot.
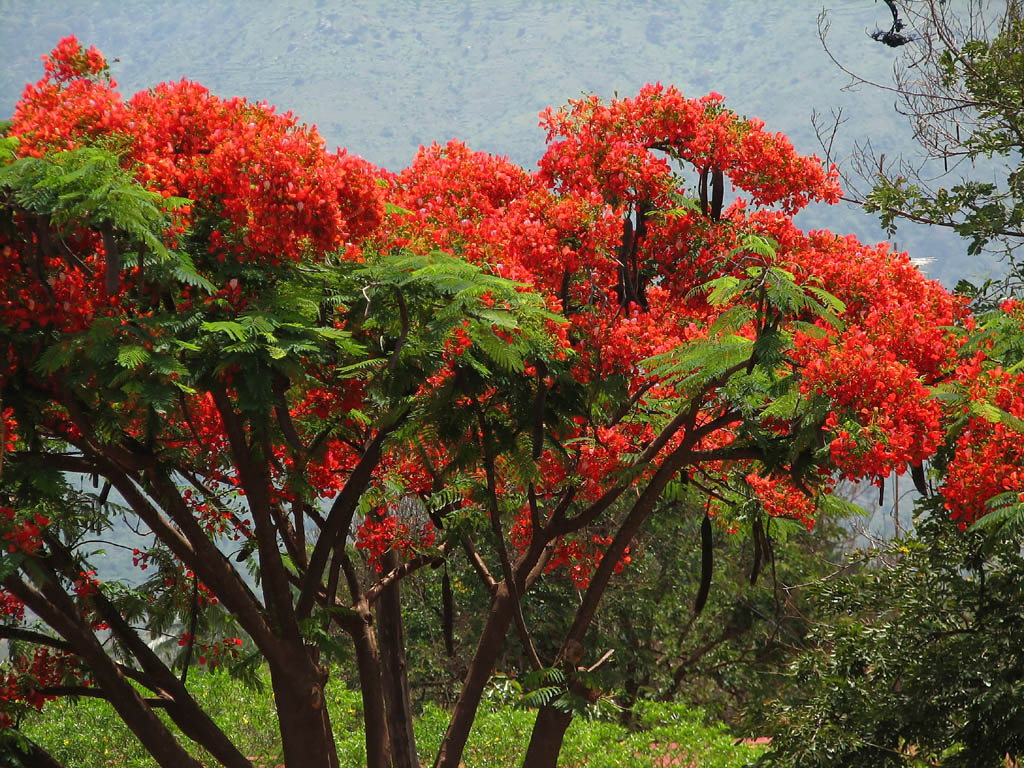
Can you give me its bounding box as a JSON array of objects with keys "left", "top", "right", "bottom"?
[
  {"left": 475, "top": 407, "right": 543, "bottom": 670},
  {"left": 363, "top": 543, "right": 449, "bottom": 605}
]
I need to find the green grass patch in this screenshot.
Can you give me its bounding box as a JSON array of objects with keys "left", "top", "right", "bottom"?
[{"left": 17, "top": 671, "right": 764, "bottom": 767}]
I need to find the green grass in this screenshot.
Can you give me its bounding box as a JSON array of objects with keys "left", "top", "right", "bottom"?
[{"left": 17, "top": 670, "right": 764, "bottom": 767}]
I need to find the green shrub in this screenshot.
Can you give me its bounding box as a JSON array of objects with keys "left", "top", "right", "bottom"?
[{"left": 560, "top": 701, "right": 761, "bottom": 768}]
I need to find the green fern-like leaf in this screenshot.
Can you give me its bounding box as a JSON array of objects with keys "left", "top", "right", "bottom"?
[
  {"left": 519, "top": 686, "right": 564, "bottom": 709},
  {"left": 116, "top": 345, "right": 151, "bottom": 370},
  {"left": 968, "top": 492, "right": 1024, "bottom": 536}
]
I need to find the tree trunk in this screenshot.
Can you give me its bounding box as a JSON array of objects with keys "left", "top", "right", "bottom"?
[
  {"left": 351, "top": 613, "right": 394, "bottom": 768},
  {"left": 521, "top": 706, "right": 573, "bottom": 768},
  {"left": 521, "top": 449, "right": 692, "bottom": 768},
  {"left": 433, "top": 583, "right": 515, "bottom": 768},
  {"left": 268, "top": 652, "right": 339, "bottom": 768},
  {"left": 377, "top": 549, "right": 420, "bottom": 768},
  {"left": 5, "top": 733, "right": 66, "bottom": 768},
  {"left": 50, "top": 543, "right": 255, "bottom": 768},
  {"left": 166, "top": 700, "right": 254, "bottom": 768}
]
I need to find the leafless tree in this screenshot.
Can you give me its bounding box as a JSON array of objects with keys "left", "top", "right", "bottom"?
[{"left": 816, "top": 1, "right": 1024, "bottom": 293}]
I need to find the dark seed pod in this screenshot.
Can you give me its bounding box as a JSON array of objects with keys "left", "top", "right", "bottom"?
[
  {"left": 698, "top": 164, "right": 710, "bottom": 217},
  {"left": 911, "top": 462, "right": 928, "bottom": 497},
  {"left": 101, "top": 224, "right": 121, "bottom": 296},
  {"left": 750, "top": 517, "right": 764, "bottom": 586},
  {"left": 694, "top": 513, "right": 713, "bottom": 617},
  {"left": 442, "top": 563, "right": 454, "bottom": 657},
  {"left": 710, "top": 167, "right": 724, "bottom": 221}
]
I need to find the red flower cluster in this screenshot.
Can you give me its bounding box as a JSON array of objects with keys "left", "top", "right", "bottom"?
[
  {"left": 0, "top": 588, "right": 25, "bottom": 623},
  {"left": 41, "top": 36, "right": 108, "bottom": 82},
  {"left": 355, "top": 513, "right": 437, "bottom": 572},
  {"left": 178, "top": 634, "right": 245, "bottom": 669},
  {"left": 1, "top": 407, "right": 16, "bottom": 452},
  {"left": 0, "top": 236, "right": 104, "bottom": 335},
  {"left": 801, "top": 327, "right": 944, "bottom": 480},
  {"left": 72, "top": 569, "right": 100, "bottom": 598},
  {"left": 781, "top": 232, "right": 964, "bottom": 483},
  {"left": 378, "top": 81, "right": 972, "bottom": 580},
  {"left": 3, "top": 38, "right": 999, "bottom": 618},
  {"left": 0, "top": 648, "right": 81, "bottom": 728},
  {"left": 1000, "top": 298, "right": 1022, "bottom": 322},
  {"left": 941, "top": 367, "right": 1024, "bottom": 527},
  {"left": 787, "top": 232, "right": 965, "bottom": 380},
  {"left": 0, "top": 507, "right": 50, "bottom": 555},
  {"left": 131, "top": 547, "right": 150, "bottom": 570},
  {"left": 745, "top": 473, "right": 818, "bottom": 529},
  {"left": 11, "top": 37, "right": 124, "bottom": 155},
  {"left": 126, "top": 79, "right": 384, "bottom": 264},
  {"left": 538, "top": 84, "right": 841, "bottom": 214},
  {"left": 4, "top": 35, "right": 386, "bottom": 346},
  {"left": 179, "top": 488, "right": 241, "bottom": 536},
  {"left": 386, "top": 139, "right": 616, "bottom": 299},
  {"left": 509, "top": 513, "right": 631, "bottom": 589}
]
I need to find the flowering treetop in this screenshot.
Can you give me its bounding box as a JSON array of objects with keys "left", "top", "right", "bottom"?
[{"left": 0, "top": 36, "right": 1018, "bottom": 768}]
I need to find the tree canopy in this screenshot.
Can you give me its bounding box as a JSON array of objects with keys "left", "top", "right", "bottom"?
[{"left": 0, "top": 36, "right": 1016, "bottom": 768}]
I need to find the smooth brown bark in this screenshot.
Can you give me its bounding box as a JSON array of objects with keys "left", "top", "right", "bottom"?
[
  {"left": 5, "top": 736, "right": 66, "bottom": 768},
  {"left": 5, "top": 577, "right": 203, "bottom": 768},
  {"left": 298, "top": 426, "right": 393, "bottom": 619},
  {"left": 378, "top": 549, "right": 420, "bottom": 768},
  {"left": 209, "top": 388, "right": 304, "bottom": 646},
  {"left": 268, "top": 652, "right": 340, "bottom": 768},
  {"left": 350, "top": 613, "right": 394, "bottom": 768},
  {"left": 433, "top": 521, "right": 555, "bottom": 768},
  {"left": 211, "top": 389, "right": 349, "bottom": 768},
  {"left": 521, "top": 706, "right": 574, "bottom": 768},
  {"left": 433, "top": 583, "right": 515, "bottom": 768},
  {"left": 164, "top": 700, "right": 254, "bottom": 768},
  {"left": 62, "top": 423, "right": 278, "bottom": 654},
  {"left": 521, "top": 444, "right": 696, "bottom": 768},
  {"left": 44, "top": 537, "right": 254, "bottom": 768}
]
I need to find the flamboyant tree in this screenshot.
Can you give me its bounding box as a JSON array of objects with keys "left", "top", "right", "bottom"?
[{"left": 0, "top": 37, "right": 1011, "bottom": 768}]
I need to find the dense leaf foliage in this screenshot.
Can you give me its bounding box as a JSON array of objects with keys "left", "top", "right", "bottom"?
[{"left": 759, "top": 512, "right": 1024, "bottom": 767}]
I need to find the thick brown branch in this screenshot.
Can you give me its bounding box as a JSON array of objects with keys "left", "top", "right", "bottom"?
[
  {"left": 209, "top": 385, "right": 300, "bottom": 647},
  {"left": 386, "top": 287, "right": 410, "bottom": 375},
  {"left": 137, "top": 465, "right": 277, "bottom": 650},
  {"left": 272, "top": 374, "right": 307, "bottom": 455},
  {"left": 605, "top": 380, "right": 657, "bottom": 428},
  {"left": 460, "top": 533, "right": 498, "bottom": 594},
  {"left": 297, "top": 423, "right": 395, "bottom": 619},
  {"left": 339, "top": 549, "right": 363, "bottom": 605},
  {"left": 0, "top": 621, "right": 161, "bottom": 692},
  {"left": 37, "top": 685, "right": 173, "bottom": 709},
  {"left": 363, "top": 544, "right": 449, "bottom": 605},
  {"left": 3, "top": 576, "right": 203, "bottom": 768}
]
